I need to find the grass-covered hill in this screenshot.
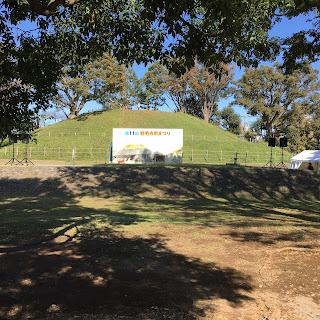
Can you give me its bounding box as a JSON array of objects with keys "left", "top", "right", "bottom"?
[{"left": 0, "top": 109, "right": 291, "bottom": 164}]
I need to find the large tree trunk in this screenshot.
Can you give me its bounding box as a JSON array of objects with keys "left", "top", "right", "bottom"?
[
  {"left": 202, "top": 100, "right": 211, "bottom": 122},
  {"left": 69, "top": 111, "right": 78, "bottom": 119},
  {"left": 68, "top": 98, "right": 86, "bottom": 118},
  {"left": 68, "top": 103, "right": 78, "bottom": 119}
]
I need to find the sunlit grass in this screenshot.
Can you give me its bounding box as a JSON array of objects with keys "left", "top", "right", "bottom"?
[{"left": 0, "top": 109, "right": 291, "bottom": 164}]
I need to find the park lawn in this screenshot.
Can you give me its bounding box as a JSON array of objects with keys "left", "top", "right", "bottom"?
[{"left": 0, "top": 165, "right": 319, "bottom": 319}]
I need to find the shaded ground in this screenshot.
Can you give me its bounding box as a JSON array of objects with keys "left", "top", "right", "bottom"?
[{"left": 0, "top": 165, "right": 319, "bottom": 319}]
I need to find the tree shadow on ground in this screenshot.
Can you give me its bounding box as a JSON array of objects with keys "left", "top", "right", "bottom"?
[
  {"left": 1, "top": 165, "right": 319, "bottom": 319},
  {"left": 55, "top": 166, "right": 320, "bottom": 248},
  {"left": 0, "top": 228, "right": 253, "bottom": 319},
  {"left": 75, "top": 109, "right": 109, "bottom": 122},
  {"left": 57, "top": 166, "right": 320, "bottom": 202},
  {"left": 0, "top": 174, "right": 254, "bottom": 319},
  {"left": 0, "top": 176, "right": 145, "bottom": 248}
]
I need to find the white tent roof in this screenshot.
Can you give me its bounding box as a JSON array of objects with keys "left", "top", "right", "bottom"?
[
  {"left": 290, "top": 150, "right": 320, "bottom": 172},
  {"left": 291, "top": 150, "right": 320, "bottom": 162}
]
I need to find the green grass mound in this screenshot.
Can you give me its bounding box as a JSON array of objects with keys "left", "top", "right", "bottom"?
[{"left": 0, "top": 109, "right": 291, "bottom": 164}]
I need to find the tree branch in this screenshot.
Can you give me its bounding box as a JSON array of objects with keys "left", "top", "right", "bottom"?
[
  {"left": 27, "top": 0, "right": 82, "bottom": 16},
  {"left": 178, "top": 16, "right": 222, "bottom": 39}
]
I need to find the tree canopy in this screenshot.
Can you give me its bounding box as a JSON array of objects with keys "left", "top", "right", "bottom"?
[
  {"left": 139, "top": 62, "right": 168, "bottom": 110},
  {"left": 53, "top": 53, "right": 127, "bottom": 119},
  {"left": 220, "top": 105, "right": 242, "bottom": 135},
  {"left": 2, "top": 0, "right": 320, "bottom": 138},
  {"left": 233, "top": 62, "right": 320, "bottom": 150}
]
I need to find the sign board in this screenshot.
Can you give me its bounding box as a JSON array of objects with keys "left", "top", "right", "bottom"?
[{"left": 112, "top": 128, "right": 183, "bottom": 164}]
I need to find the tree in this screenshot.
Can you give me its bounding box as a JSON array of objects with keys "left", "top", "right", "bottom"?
[
  {"left": 275, "top": 104, "right": 308, "bottom": 151},
  {"left": 309, "top": 111, "right": 320, "bottom": 149},
  {"left": 250, "top": 118, "right": 266, "bottom": 137},
  {"left": 2, "top": 0, "right": 320, "bottom": 138},
  {"left": 188, "top": 62, "right": 235, "bottom": 122},
  {"left": 167, "top": 70, "right": 193, "bottom": 114},
  {"left": 100, "top": 67, "right": 140, "bottom": 110},
  {"left": 244, "top": 118, "right": 266, "bottom": 141},
  {"left": 167, "top": 61, "right": 234, "bottom": 121},
  {"left": 139, "top": 62, "right": 168, "bottom": 110},
  {"left": 220, "top": 106, "right": 242, "bottom": 135},
  {"left": 54, "top": 73, "right": 91, "bottom": 119},
  {"left": 233, "top": 63, "right": 320, "bottom": 140},
  {"left": 0, "top": 13, "right": 61, "bottom": 140},
  {"left": 280, "top": 1, "right": 320, "bottom": 72},
  {"left": 53, "top": 53, "right": 128, "bottom": 118}
]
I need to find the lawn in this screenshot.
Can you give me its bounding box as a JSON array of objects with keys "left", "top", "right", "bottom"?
[{"left": 0, "top": 165, "right": 319, "bottom": 319}]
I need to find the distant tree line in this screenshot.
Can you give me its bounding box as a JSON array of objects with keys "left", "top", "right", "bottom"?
[
  {"left": 48, "top": 54, "right": 320, "bottom": 152},
  {"left": 233, "top": 62, "right": 320, "bottom": 152},
  {"left": 49, "top": 54, "right": 242, "bottom": 134}
]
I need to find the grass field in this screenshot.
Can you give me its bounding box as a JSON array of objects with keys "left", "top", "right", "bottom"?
[
  {"left": 0, "top": 110, "right": 292, "bottom": 164},
  {"left": 0, "top": 165, "right": 319, "bottom": 319}
]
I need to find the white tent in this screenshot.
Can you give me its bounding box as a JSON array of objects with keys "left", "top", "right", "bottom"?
[{"left": 290, "top": 150, "right": 320, "bottom": 173}]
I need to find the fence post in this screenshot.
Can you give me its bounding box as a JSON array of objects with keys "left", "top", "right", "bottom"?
[
  {"left": 90, "top": 147, "right": 93, "bottom": 160},
  {"left": 72, "top": 148, "right": 75, "bottom": 165},
  {"left": 49, "top": 132, "right": 51, "bottom": 137},
  {"left": 29, "top": 147, "right": 32, "bottom": 158},
  {"left": 58, "top": 147, "right": 60, "bottom": 159},
  {"left": 5, "top": 146, "right": 7, "bottom": 156},
  {"left": 191, "top": 149, "right": 194, "bottom": 162},
  {"left": 220, "top": 150, "right": 222, "bottom": 162},
  {"left": 207, "top": 150, "right": 209, "bottom": 162},
  {"left": 192, "top": 135, "right": 194, "bottom": 140}
]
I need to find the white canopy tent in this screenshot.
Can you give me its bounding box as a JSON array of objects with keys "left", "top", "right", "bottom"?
[{"left": 290, "top": 150, "right": 320, "bottom": 173}]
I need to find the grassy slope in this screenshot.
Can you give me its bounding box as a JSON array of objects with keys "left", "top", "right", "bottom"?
[{"left": 0, "top": 109, "right": 291, "bottom": 163}]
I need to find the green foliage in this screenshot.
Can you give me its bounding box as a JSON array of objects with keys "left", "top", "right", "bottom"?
[
  {"left": 220, "top": 106, "right": 241, "bottom": 135},
  {"left": 249, "top": 118, "right": 265, "bottom": 137},
  {"left": 281, "top": 1, "right": 320, "bottom": 72},
  {"left": 101, "top": 67, "right": 140, "bottom": 110},
  {"left": 2, "top": 0, "right": 320, "bottom": 140},
  {"left": 139, "top": 62, "right": 168, "bottom": 110},
  {"left": 233, "top": 62, "right": 320, "bottom": 146},
  {"left": 53, "top": 53, "right": 141, "bottom": 117}
]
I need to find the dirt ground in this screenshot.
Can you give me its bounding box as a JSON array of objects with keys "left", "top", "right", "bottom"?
[{"left": 0, "top": 165, "right": 319, "bottom": 320}]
